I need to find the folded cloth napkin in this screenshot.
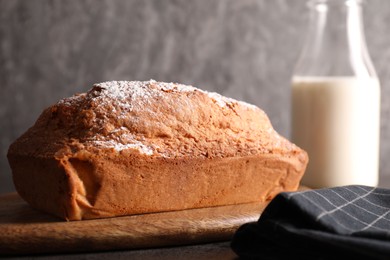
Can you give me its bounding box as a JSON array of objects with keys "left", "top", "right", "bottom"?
[{"left": 231, "top": 185, "right": 390, "bottom": 260}]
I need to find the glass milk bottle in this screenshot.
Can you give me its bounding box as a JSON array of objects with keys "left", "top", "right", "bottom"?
[{"left": 291, "top": 0, "right": 380, "bottom": 188}]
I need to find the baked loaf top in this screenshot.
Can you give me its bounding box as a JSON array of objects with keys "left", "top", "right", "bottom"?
[{"left": 10, "top": 80, "right": 300, "bottom": 160}]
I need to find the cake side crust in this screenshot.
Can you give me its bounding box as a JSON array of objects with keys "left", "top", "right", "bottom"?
[{"left": 8, "top": 149, "right": 307, "bottom": 221}]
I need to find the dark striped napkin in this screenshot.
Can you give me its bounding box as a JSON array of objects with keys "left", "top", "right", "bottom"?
[{"left": 231, "top": 185, "right": 390, "bottom": 260}]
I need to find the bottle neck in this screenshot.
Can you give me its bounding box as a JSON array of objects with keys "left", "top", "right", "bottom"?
[{"left": 295, "top": 0, "right": 376, "bottom": 78}]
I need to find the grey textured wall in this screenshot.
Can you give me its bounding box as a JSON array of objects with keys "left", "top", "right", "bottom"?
[{"left": 1, "top": 0, "right": 389, "bottom": 193}]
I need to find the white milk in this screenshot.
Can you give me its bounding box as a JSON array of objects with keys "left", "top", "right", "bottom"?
[{"left": 291, "top": 76, "right": 380, "bottom": 188}]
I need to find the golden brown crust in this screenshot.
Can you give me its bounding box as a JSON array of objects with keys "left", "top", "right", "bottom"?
[{"left": 7, "top": 80, "right": 308, "bottom": 220}]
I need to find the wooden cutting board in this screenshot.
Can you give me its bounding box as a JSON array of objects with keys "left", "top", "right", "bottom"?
[
  {"left": 0, "top": 193, "right": 263, "bottom": 255},
  {"left": 0, "top": 187, "right": 309, "bottom": 255}
]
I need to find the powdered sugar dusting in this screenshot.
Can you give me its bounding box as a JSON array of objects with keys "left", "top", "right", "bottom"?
[
  {"left": 153, "top": 80, "right": 197, "bottom": 93},
  {"left": 91, "top": 139, "right": 155, "bottom": 154},
  {"left": 91, "top": 81, "right": 156, "bottom": 112},
  {"left": 84, "top": 127, "right": 157, "bottom": 155},
  {"left": 151, "top": 80, "right": 256, "bottom": 109},
  {"left": 59, "top": 80, "right": 256, "bottom": 110},
  {"left": 93, "top": 80, "right": 196, "bottom": 103},
  {"left": 94, "top": 81, "right": 154, "bottom": 101},
  {"left": 56, "top": 80, "right": 258, "bottom": 155},
  {"left": 205, "top": 92, "right": 234, "bottom": 107}
]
